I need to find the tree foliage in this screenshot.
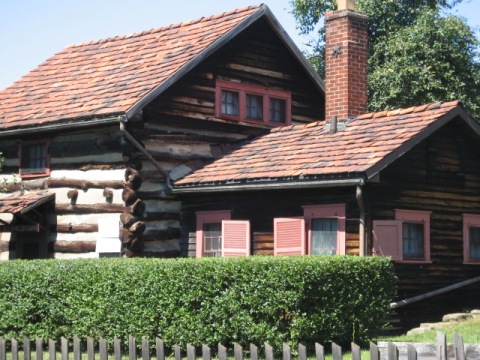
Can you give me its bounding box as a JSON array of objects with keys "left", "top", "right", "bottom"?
[{"left": 290, "top": 0, "right": 480, "bottom": 117}]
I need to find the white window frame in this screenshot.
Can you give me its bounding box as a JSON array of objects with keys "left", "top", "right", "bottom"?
[{"left": 463, "top": 214, "right": 480, "bottom": 264}]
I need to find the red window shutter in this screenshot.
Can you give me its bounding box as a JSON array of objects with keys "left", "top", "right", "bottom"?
[
  {"left": 372, "top": 220, "right": 402, "bottom": 261},
  {"left": 274, "top": 218, "right": 306, "bottom": 255},
  {"left": 222, "top": 220, "right": 250, "bottom": 257}
]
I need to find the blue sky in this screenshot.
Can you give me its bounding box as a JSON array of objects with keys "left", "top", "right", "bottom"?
[{"left": 0, "top": 0, "right": 479, "bottom": 90}]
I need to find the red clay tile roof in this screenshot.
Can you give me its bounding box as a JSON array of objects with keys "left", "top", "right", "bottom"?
[
  {"left": 0, "top": 192, "right": 55, "bottom": 214},
  {"left": 0, "top": 5, "right": 263, "bottom": 130},
  {"left": 175, "top": 101, "right": 471, "bottom": 188}
]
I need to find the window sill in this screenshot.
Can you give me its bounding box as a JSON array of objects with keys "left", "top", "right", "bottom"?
[
  {"left": 394, "top": 260, "right": 432, "bottom": 264},
  {"left": 463, "top": 261, "right": 480, "bottom": 265}
]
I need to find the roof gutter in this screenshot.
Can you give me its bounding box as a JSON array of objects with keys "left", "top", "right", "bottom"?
[
  {"left": 0, "top": 115, "right": 122, "bottom": 139},
  {"left": 172, "top": 177, "right": 365, "bottom": 194}
]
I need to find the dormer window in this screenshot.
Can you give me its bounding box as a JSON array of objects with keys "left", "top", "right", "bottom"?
[{"left": 216, "top": 80, "right": 291, "bottom": 126}]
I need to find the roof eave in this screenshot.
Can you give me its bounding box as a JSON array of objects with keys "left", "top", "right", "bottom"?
[
  {"left": 172, "top": 177, "right": 365, "bottom": 194},
  {"left": 0, "top": 114, "right": 125, "bottom": 139}
]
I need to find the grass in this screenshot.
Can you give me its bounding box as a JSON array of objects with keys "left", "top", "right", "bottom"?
[{"left": 379, "top": 315, "right": 480, "bottom": 344}]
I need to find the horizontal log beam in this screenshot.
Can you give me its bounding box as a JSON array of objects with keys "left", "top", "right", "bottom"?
[
  {"left": 56, "top": 224, "right": 98, "bottom": 233},
  {"left": 49, "top": 240, "right": 96, "bottom": 253},
  {"left": 47, "top": 179, "right": 125, "bottom": 189},
  {"left": 56, "top": 204, "right": 127, "bottom": 214}
]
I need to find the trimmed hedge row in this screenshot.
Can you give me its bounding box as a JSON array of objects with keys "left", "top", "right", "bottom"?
[{"left": 0, "top": 256, "right": 396, "bottom": 348}]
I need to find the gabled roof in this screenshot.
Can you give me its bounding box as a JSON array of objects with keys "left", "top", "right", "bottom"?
[
  {"left": 0, "top": 192, "right": 55, "bottom": 215},
  {"left": 0, "top": 4, "right": 323, "bottom": 134},
  {"left": 174, "top": 101, "right": 480, "bottom": 192}
]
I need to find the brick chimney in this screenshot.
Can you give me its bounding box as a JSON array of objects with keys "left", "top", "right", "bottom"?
[{"left": 325, "top": 0, "right": 368, "bottom": 121}]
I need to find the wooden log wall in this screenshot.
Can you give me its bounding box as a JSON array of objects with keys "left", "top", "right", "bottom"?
[
  {"left": 368, "top": 119, "right": 480, "bottom": 326},
  {"left": 179, "top": 187, "right": 360, "bottom": 257}
]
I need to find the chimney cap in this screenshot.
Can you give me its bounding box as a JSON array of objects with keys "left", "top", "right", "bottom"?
[{"left": 338, "top": 0, "right": 356, "bottom": 10}]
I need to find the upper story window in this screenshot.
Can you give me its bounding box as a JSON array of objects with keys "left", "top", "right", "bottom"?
[
  {"left": 216, "top": 80, "right": 291, "bottom": 126},
  {"left": 463, "top": 214, "right": 480, "bottom": 264},
  {"left": 195, "top": 210, "right": 250, "bottom": 258},
  {"left": 273, "top": 204, "right": 346, "bottom": 256},
  {"left": 19, "top": 139, "right": 50, "bottom": 178},
  {"left": 373, "top": 209, "right": 431, "bottom": 263}
]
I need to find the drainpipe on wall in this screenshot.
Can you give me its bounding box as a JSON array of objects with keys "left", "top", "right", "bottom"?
[
  {"left": 356, "top": 184, "right": 366, "bottom": 256},
  {"left": 118, "top": 117, "right": 173, "bottom": 190}
]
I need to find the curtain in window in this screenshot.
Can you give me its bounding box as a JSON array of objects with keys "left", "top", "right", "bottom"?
[
  {"left": 246, "top": 94, "right": 263, "bottom": 120},
  {"left": 402, "top": 223, "right": 424, "bottom": 259},
  {"left": 269, "top": 98, "right": 286, "bottom": 123},
  {"left": 311, "top": 218, "right": 337, "bottom": 255},
  {"left": 470, "top": 227, "right": 480, "bottom": 260},
  {"left": 221, "top": 90, "right": 239, "bottom": 116},
  {"left": 203, "top": 223, "right": 222, "bottom": 257}
]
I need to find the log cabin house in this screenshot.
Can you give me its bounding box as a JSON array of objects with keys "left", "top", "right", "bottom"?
[
  {"left": 0, "top": 4, "right": 324, "bottom": 259},
  {"left": 0, "top": 1, "right": 480, "bottom": 329}
]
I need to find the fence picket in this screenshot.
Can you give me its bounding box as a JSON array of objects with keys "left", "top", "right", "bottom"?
[
  {"left": 264, "top": 344, "right": 274, "bottom": 360},
  {"left": 370, "top": 342, "right": 379, "bottom": 360},
  {"left": 315, "top": 342, "right": 325, "bottom": 360},
  {"left": 142, "top": 337, "right": 150, "bottom": 360},
  {"left": 387, "top": 342, "right": 398, "bottom": 360},
  {"left": 99, "top": 337, "right": 108, "bottom": 360},
  {"left": 36, "top": 337, "right": 43, "bottom": 360},
  {"left": 87, "top": 337, "right": 94, "bottom": 360},
  {"left": 0, "top": 337, "right": 5, "bottom": 360},
  {"left": 202, "top": 344, "right": 211, "bottom": 360},
  {"left": 48, "top": 339, "right": 56, "bottom": 360},
  {"left": 114, "top": 336, "right": 122, "bottom": 360},
  {"left": 249, "top": 343, "right": 258, "bottom": 360},
  {"left": 174, "top": 344, "right": 182, "bottom": 360},
  {"left": 436, "top": 331, "right": 447, "bottom": 360},
  {"left": 283, "top": 343, "right": 291, "bottom": 360},
  {"left": 11, "top": 338, "right": 18, "bottom": 360},
  {"left": 156, "top": 338, "right": 165, "bottom": 360},
  {"left": 332, "top": 342, "right": 342, "bottom": 360},
  {"left": 73, "top": 335, "right": 81, "bottom": 360},
  {"left": 351, "top": 342, "right": 360, "bottom": 360},
  {"left": 218, "top": 343, "right": 227, "bottom": 360},
  {"left": 233, "top": 343, "right": 242, "bottom": 360},
  {"left": 298, "top": 343, "right": 307, "bottom": 360},
  {"left": 129, "top": 335, "right": 136, "bottom": 360},
  {"left": 407, "top": 343, "right": 417, "bottom": 360},
  {"left": 24, "top": 336, "right": 31, "bottom": 360},
  {"left": 61, "top": 337, "right": 68, "bottom": 360},
  {"left": 187, "top": 343, "right": 196, "bottom": 360},
  {"left": 454, "top": 333, "right": 466, "bottom": 360}
]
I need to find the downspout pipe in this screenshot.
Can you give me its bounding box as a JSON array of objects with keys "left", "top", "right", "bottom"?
[
  {"left": 119, "top": 117, "right": 172, "bottom": 190},
  {"left": 356, "top": 184, "right": 366, "bottom": 256}
]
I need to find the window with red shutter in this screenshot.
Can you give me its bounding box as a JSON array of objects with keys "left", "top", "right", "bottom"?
[
  {"left": 222, "top": 220, "right": 250, "bottom": 257},
  {"left": 274, "top": 218, "right": 306, "bottom": 255}
]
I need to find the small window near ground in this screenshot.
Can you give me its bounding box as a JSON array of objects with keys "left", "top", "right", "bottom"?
[
  {"left": 373, "top": 209, "right": 431, "bottom": 263},
  {"left": 463, "top": 214, "right": 480, "bottom": 264},
  {"left": 195, "top": 210, "right": 250, "bottom": 258},
  {"left": 273, "top": 204, "right": 346, "bottom": 256},
  {"left": 19, "top": 140, "right": 50, "bottom": 178}
]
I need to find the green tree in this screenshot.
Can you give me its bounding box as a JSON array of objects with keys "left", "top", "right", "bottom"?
[{"left": 291, "top": 0, "right": 480, "bottom": 117}]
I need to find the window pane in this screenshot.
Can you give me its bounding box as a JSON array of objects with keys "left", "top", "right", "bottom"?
[
  {"left": 221, "top": 90, "right": 239, "bottom": 116},
  {"left": 403, "top": 223, "right": 424, "bottom": 259},
  {"left": 311, "top": 218, "right": 337, "bottom": 255},
  {"left": 21, "top": 143, "right": 47, "bottom": 175},
  {"left": 203, "top": 223, "right": 222, "bottom": 257},
  {"left": 469, "top": 227, "right": 480, "bottom": 260},
  {"left": 269, "top": 98, "right": 286, "bottom": 123},
  {"left": 246, "top": 94, "right": 263, "bottom": 120}
]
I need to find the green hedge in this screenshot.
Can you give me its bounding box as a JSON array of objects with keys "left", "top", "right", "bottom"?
[{"left": 0, "top": 256, "right": 396, "bottom": 348}]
